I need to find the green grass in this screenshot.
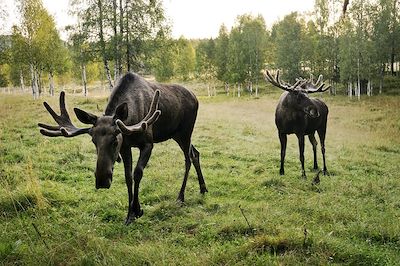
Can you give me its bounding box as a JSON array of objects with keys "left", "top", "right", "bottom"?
[{"left": 1, "top": 90, "right": 400, "bottom": 265}]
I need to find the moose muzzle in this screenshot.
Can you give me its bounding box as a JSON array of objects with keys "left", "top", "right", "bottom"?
[{"left": 95, "top": 168, "right": 113, "bottom": 189}]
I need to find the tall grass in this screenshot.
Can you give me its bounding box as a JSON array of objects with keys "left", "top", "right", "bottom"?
[{"left": 1, "top": 91, "right": 399, "bottom": 265}]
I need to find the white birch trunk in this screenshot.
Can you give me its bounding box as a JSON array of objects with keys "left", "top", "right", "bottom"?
[
  {"left": 114, "top": 62, "right": 119, "bottom": 85},
  {"left": 49, "top": 71, "right": 55, "bottom": 96},
  {"left": 20, "top": 70, "right": 25, "bottom": 92},
  {"left": 249, "top": 81, "right": 253, "bottom": 95},
  {"left": 30, "top": 65, "right": 39, "bottom": 99},
  {"left": 104, "top": 61, "right": 113, "bottom": 91},
  {"left": 82, "top": 65, "right": 88, "bottom": 97},
  {"left": 238, "top": 83, "right": 241, "bottom": 98},
  {"left": 370, "top": 81, "right": 373, "bottom": 96},
  {"left": 255, "top": 84, "right": 258, "bottom": 97},
  {"left": 348, "top": 82, "right": 352, "bottom": 98}
]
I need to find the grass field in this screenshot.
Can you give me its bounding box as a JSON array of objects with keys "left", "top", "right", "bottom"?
[{"left": 1, "top": 89, "right": 400, "bottom": 265}]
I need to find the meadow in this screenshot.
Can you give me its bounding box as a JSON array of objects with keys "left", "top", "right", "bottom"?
[{"left": 1, "top": 87, "right": 400, "bottom": 265}]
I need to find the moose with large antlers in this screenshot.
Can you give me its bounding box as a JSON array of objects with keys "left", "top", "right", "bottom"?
[
  {"left": 263, "top": 70, "right": 329, "bottom": 179},
  {"left": 38, "top": 73, "right": 208, "bottom": 225}
]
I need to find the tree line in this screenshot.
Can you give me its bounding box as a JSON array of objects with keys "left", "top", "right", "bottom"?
[{"left": 0, "top": 0, "right": 399, "bottom": 98}]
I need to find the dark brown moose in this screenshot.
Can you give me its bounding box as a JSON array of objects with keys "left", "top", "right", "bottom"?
[
  {"left": 38, "top": 73, "right": 208, "bottom": 225},
  {"left": 263, "top": 70, "right": 329, "bottom": 178}
]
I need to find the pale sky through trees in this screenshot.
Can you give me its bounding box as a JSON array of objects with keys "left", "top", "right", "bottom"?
[{"left": 2, "top": 0, "right": 315, "bottom": 39}]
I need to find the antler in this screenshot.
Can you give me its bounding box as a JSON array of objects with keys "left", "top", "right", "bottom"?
[
  {"left": 38, "top": 91, "right": 91, "bottom": 137},
  {"left": 116, "top": 90, "right": 161, "bottom": 135},
  {"left": 300, "top": 74, "right": 331, "bottom": 94},
  {"left": 263, "top": 69, "right": 331, "bottom": 94},
  {"left": 263, "top": 69, "right": 307, "bottom": 91}
]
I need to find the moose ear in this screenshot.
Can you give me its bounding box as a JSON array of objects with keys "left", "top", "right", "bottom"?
[
  {"left": 74, "top": 108, "right": 98, "bottom": 125},
  {"left": 114, "top": 103, "right": 128, "bottom": 121}
]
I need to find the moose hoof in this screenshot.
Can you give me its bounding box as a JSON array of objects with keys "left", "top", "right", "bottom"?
[
  {"left": 177, "top": 195, "right": 185, "bottom": 203},
  {"left": 200, "top": 185, "right": 208, "bottom": 194},
  {"left": 124, "top": 209, "right": 144, "bottom": 225},
  {"left": 279, "top": 169, "right": 284, "bottom": 175},
  {"left": 323, "top": 169, "right": 329, "bottom": 176}
]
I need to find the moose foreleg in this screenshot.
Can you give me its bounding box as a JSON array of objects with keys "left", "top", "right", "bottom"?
[
  {"left": 297, "top": 134, "right": 306, "bottom": 179},
  {"left": 126, "top": 143, "right": 153, "bottom": 225},
  {"left": 308, "top": 133, "right": 319, "bottom": 171},
  {"left": 278, "top": 133, "right": 287, "bottom": 175},
  {"left": 120, "top": 147, "right": 133, "bottom": 225}
]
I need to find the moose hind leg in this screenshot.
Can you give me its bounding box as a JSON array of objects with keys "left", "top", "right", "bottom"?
[
  {"left": 175, "top": 137, "right": 192, "bottom": 203},
  {"left": 317, "top": 127, "right": 328, "bottom": 175},
  {"left": 190, "top": 145, "right": 208, "bottom": 194},
  {"left": 308, "top": 133, "right": 319, "bottom": 171},
  {"left": 178, "top": 153, "right": 191, "bottom": 203}
]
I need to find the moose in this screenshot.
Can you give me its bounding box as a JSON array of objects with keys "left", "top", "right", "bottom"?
[
  {"left": 38, "top": 72, "right": 208, "bottom": 225},
  {"left": 263, "top": 70, "right": 329, "bottom": 178}
]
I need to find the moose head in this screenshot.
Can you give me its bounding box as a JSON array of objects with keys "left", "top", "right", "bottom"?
[
  {"left": 38, "top": 91, "right": 161, "bottom": 189},
  {"left": 263, "top": 70, "right": 330, "bottom": 118}
]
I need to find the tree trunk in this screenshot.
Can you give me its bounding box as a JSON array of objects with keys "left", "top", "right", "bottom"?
[
  {"left": 20, "top": 70, "right": 25, "bottom": 92},
  {"left": 348, "top": 82, "right": 352, "bottom": 98},
  {"left": 98, "top": 0, "right": 113, "bottom": 91},
  {"left": 30, "top": 64, "right": 38, "bottom": 99},
  {"left": 225, "top": 82, "right": 229, "bottom": 96},
  {"left": 249, "top": 81, "right": 253, "bottom": 95},
  {"left": 112, "top": 0, "right": 119, "bottom": 83},
  {"left": 37, "top": 69, "right": 42, "bottom": 96},
  {"left": 238, "top": 83, "right": 241, "bottom": 98},
  {"left": 82, "top": 64, "right": 87, "bottom": 97},
  {"left": 49, "top": 71, "right": 55, "bottom": 96},
  {"left": 370, "top": 81, "right": 373, "bottom": 96},
  {"left": 255, "top": 83, "right": 258, "bottom": 97},
  {"left": 119, "top": 0, "right": 124, "bottom": 74},
  {"left": 357, "top": 57, "right": 360, "bottom": 100},
  {"left": 125, "top": 0, "right": 131, "bottom": 72}
]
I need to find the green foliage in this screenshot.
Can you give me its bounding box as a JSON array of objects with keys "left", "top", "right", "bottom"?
[
  {"left": 149, "top": 31, "right": 176, "bottom": 82},
  {"left": 195, "top": 38, "right": 216, "bottom": 81},
  {"left": 7, "top": 0, "right": 69, "bottom": 94},
  {"left": 175, "top": 37, "right": 196, "bottom": 81},
  {"left": 1, "top": 92, "right": 400, "bottom": 264},
  {"left": 271, "top": 12, "right": 304, "bottom": 82},
  {"left": 214, "top": 25, "right": 230, "bottom": 82}
]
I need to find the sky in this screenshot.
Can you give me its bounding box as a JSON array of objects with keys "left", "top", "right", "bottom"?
[{"left": 2, "top": 0, "right": 315, "bottom": 39}]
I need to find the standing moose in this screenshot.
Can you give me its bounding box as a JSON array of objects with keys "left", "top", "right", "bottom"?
[
  {"left": 263, "top": 70, "right": 329, "bottom": 178},
  {"left": 38, "top": 73, "right": 208, "bottom": 225}
]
